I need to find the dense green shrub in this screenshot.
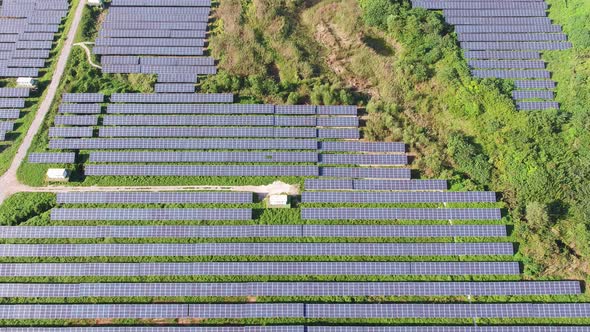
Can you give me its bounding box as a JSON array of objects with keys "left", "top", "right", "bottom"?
[{"left": 0, "top": 193, "right": 56, "bottom": 226}]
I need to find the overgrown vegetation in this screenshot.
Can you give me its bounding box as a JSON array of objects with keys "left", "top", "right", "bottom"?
[
  {"left": 200, "top": 0, "right": 590, "bottom": 279},
  {"left": 0, "top": 193, "right": 55, "bottom": 226}
]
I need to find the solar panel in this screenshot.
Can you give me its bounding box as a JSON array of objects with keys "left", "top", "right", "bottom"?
[
  {"left": 274, "top": 116, "right": 317, "bottom": 127},
  {"left": 517, "top": 101, "right": 559, "bottom": 110},
  {"left": 85, "top": 165, "right": 319, "bottom": 176},
  {"left": 302, "top": 191, "right": 496, "bottom": 203},
  {"left": 57, "top": 192, "right": 251, "bottom": 204},
  {"left": 62, "top": 93, "right": 104, "bottom": 103},
  {"left": 142, "top": 65, "right": 216, "bottom": 75},
  {"left": 11, "top": 49, "right": 50, "bottom": 58},
  {"left": 317, "top": 105, "right": 357, "bottom": 115},
  {"left": 58, "top": 104, "right": 102, "bottom": 114},
  {"left": 311, "top": 328, "right": 590, "bottom": 332},
  {"left": 414, "top": 1, "right": 548, "bottom": 9},
  {"left": 89, "top": 151, "right": 318, "bottom": 163},
  {"left": 0, "top": 262, "right": 520, "bottom": 276},
  {"left": 461, "top": 41, "right": 572, "bottom": 51},
  {"left": 49, "top": 138, "right": 318, "bottom": 150},
  {"left": 28, "top": 152, "right": 75, "bottom": 164},
  {"left": 275, "top": 105, "right": 316, "bottom": 115},
  {"left": 319, "top": 154, "right": 408, "bottom": 165},
  {"left": 306, "top": 303, "right": 590, "bottom": 318},
  {"left": 0, "top": 224, "right": 507, "bottom": 239},
  {"left": 141, "top": 57, "right": 215, "bottom": 66},
  {"left": 111, "top": 0, "right": 212, "bottom": 6},
  {"left": 157, "top": 73, "right": 198, "bottom": 83},
  {"left": 0, "top": 68, "right": 39, "bottom": 77},
  {"left": 456, "top": 25, "right": 563, "bottom": 34},
  {"left": 353, "top": 179, "right": 448, "bottom": 191},
  {"left": 101, "top": 21, "right": 208, "bottom": 31},
  {"left": 512, "top": 90, "right": 555, "bottom": 100},
  {"left": 317, "top": 128, "right": 360, "bottom": 139},
  {"left": 301, "top": 208, "right": 502, "bottom": 220},
  {"left": 110, "top": 93, "right": 233, "bottom": 103},
  {"left": 464, "top": 51, "right": 541, "bottom": 59},
  {"left": 468, "top": 60, "right": 545, "bottom": 69},
  {"left": 48, "top": 127, "right": 93, "bottom": 138},
  {"left": 5, "top": 58, "right": 46, "bottom": 68},
  {"left": 102, "top": 64, "right": 142, "bottom": 73},
  {"left": 458, "top": 33, "right": 567, "bottom": 42},
  {"left": 98, "top": 127, "right": 313, "bottom": 138},
  {"left": 0, "top": 130, "right": 6, "bottom": 141},
  {"left": 0, "top": 88, "right": 29, "bottom": 97},
  {"left": 100, "top": 29, "right": 207, "bottom": 38},
  {"left": 95, "top": 38, "right": 204, "bottom": 47},
  {"left": 319, "top": 167, "right": 412, "bottom": 179},
  {"left": 0, "top": 122, "right": 14, "bottom": 131},
  {"left": 15, "top": 40, "right": 53, "bottom": 49},
  {"left": 320, "top": 141, "right": 405, "bottom": 153},
  {"left": 0, "top": 242, "right": 514, "bottom": 258},
  {"left": 0, "top": 109, "right": 20, "bottom": 119},
  {"left": 50, "top": 208, "right": 252, "bottom": 221},
  {"left": 0, "top": 327, "right": 302, "bottom": 332},
  {"left": 93, "top": 46, "right": 204, "bottom": 56},
  {"left": 514, "top": 80, "right": 556, "bottom": 89},
  {"left": 316, "top": 116, "right": 359, "bottom": 127},
  {"left": 445, "top": 17, "right": 551, "bottom": 25},
  {"left": 0, "top": 98, "right": 25, "bottom": 108},
  {"left": 471, "top": 70, "right": 550, "bottom": 79},
  {"left": 101, "top": 115, "right": 275, "bottom": 126},
  {"left": 444, "top": 9, "right": 547, "bottom": 17},
  {"left": 99, "top": 56, "right": 140, "bottom": 65},
  {"left": 54, "top": 115, "right": 99, "bottom": 126},
  {"left": 154, "top": 83, "right": 195, "bottom": 93},
  {"left": 107, "top": 104, "right": 274, "bottom": 114},
  {"left": 0, "top": 304, "right": 189, "bottom": 319}
]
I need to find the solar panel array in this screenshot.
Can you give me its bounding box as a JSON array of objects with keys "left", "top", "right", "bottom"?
[
  {"left": 0, "top": 328, "right": 589, "bottom": 332},
  {"left": 56, "top": 192, "right": 252, "bottom": 204},
  {"left": 301, "top": 208, "right": 502, "bottom": 220},
  {"left": 0, "top": 0, "right": 68, "bottom": 78},
  {"left": 50, "top": 208, "right": 252, "bottom": 221},
  {"left": 412, "top": 0, "right": 570, "bottom": 110},
  {"left": 302, "top": 191, "right": 496, "bottom": 203},
  {"left": 95, "top": 0, "right": 215, "bottom": 84},
  {"left": 28, "top": 152, "right": 75, "bottom": 164}
]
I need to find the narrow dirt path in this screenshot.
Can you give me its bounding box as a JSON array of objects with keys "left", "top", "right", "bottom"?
[
  {"left": 74, "top": 42, "right": 102, "bottom": 69},
  {"left": 0, "top": 0, "right": 87, "bottom": 204}
]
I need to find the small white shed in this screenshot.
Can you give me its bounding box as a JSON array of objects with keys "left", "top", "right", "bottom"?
[
  {"left": 46, "top": 168, "right": 69, "bottom": 181},
  {"left": 266, "top": 194, "right": 290, "bottom": 208},
  {"left": 16, "top": 77, "right": 37, "bottom": 88}
]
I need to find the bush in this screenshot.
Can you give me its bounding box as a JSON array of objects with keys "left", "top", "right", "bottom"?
[{"left": 0, "top": 193, "right": 56, "bottom": 226}]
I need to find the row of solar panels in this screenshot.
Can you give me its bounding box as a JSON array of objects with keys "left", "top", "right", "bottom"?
[
  {"left": 49, "top": 139, "right": 404, "bottom": 152},
  {"left": 83, "top": 165, "right": 412, "bottom": 178},
  {"left": 48, "top": 139, "right": 404, "bottom": 152},
  {"left": 101, "top": 56, "right": 214, "bottom": 66},
  {"left": 0, "top": 242, "right": 514, "bottom": 257},
  {"left": 0, "top": 88, "right": 29, "bottom": 140},
  {"left": 458, "top": 33, "right": 567, "bottom": 42},
  {"left": 86, "top": 153, "right": 406, "bottom": 165},
  {"left": 101, "top": 64, "right": 216, "bottom": 75},
  {"left": 49, "top": 127, "right": 361, "bottom": 139},
  {"left": 301, "top": 191, "right": 495, "bottom": 203},
  {"left": 0, "top": 0, "right": 67, "bottom": 78},
  {"left": 305, "top": 179, "right": 447, "bottom": 190},
  {"left": 412, "top": 1, "right": 548, "bottom": 10},
  {"left": 0, "top": 281, "right": 578, "bottom": 297},
  {"left": 0, "top": 327, "right": 588, "bottom": 332},
  {"left": 0, "top": 262, "right": 520, "bottom": 276},
  {"left": 58, "top": 104, "right": 359, "bottom": 115},
  {"left": 110, "top": 0, "right": 212, "bottom": 7},
  {"left": 99, "top": 29, "right": 207, "bottom": 38},
  {"left": 52, "top": 115, "right": 360, "bottom": 127},
  {"left": 0, "top": 303, "right": 589, "bottom": 319},
  {"left": 0, "top": 225, "right": 506, "bottom": 238},
  {"left": 62, "top": 93, "right": 235, "bottom": 103},
  {"left": 50, "top": 208, "right": 500, "bottom": 221}
]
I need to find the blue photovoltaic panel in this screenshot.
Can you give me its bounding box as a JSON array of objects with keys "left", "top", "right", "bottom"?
[
  {"left": 319, "top": 154, "right": 407, "bottom": 165},
  {"left": 445, "top": 17, "right": 551, "bottom": 25},
  {"left": 102, "top": 64, "right": 141, "bottom": 73},
  {"left": 15, "top": 40, "right": 53, "bottom": 49},
  {"left": 142, "top": 65, "right": 216, "bottom": 75},
  {"left": 0, "top": 88, "right": 29, "bottom": 97},
  {"left": 54, "top": 115, "right": 99, "bottom": 126},
  {"left": 458, "top": 33, "right": 567, "bottom": 42},
  {"left": 111, "top": 0, "right": 212, "bottom": 6},
  {"left": 0, "top": 68, "right": 39, "bottom": 77},
  {"left": 157, "top": 73, "right": 198, "bottom": 83},
  {"left": 461, "top": 42, "right": 572, "bottom": 51},
  {"left": 456, "top": 25, "right": 562, "bottom": 34},
  {"left": 317, "top": 128, "right": 359, "bottom": 139},
  {"left": 0, "top": 110, "right": 20, "bottom": 119},
  {"left": 98, "top": 127, "right": 314, "bottom": 138},
  {"left": 107, "top": 104, "right": 275, "bottom": 114},
  {"left": 108, "top": 7, "right": 210, "bottom": 16},
  {"left": 93, "top": 46, "right": 204, "bottom": 56},
  {"left": 57, "top": 192, "right": 252, "bottom": 204},
  {"left": 517, "top": 101, "right": 559, "bottom": 110},
  {"left": 100, "top": 56, "right": 140, "bottom": 65},
  {"left": 0, "top": 281, "right": 577, "bottom": 298},
  {"left": 100, "top": 30, "right": 207, "bottom": 38},
  {"left": 0, "top": 262, "right": 520, "bottom": 277},
  {"left": 6, "top": 58, "right": 46, "bottom": 68},
  {"left": 0, "top": 98, "right": 25, "bottom": 108},
  {"left": 305, "top": 179, "right": 447, "bottom": 191},
  {"left": 444, "top": 9, "right": 548, "bottom": 17},
  {"left": 316, "top": 117, "right": 359, "bottom": 127},
  {"left": 49, "top": 138, "right": 318, "bottom": 150},
  {"left": 58, "top": 104, "right": 102, "bottom": 114},
  {"left": 275, "top": 105, "right": 316, "bottom": 115},
  {"left": 413, "top": 1, "right": 548, "bottom": 10},
  {"left": 468, "top": 60, "right": 545, "bottom": 69},
  {"left": 317, "top": 105, "right": 357, "bottom": 115},
  {"left": 319, "top": 167, "right": 412, "bottom": 179},
  {"left": 48, "top": 127, "right": 93, "bottom": 138},
  {"left": 155, "top": 84, "right": 195, "bottom": 94},
  {"left": 320, "top": 141, "right": 405, "bottom": 153},
  {"left": 301, "top": 208, "right": 502, "bottom": 220},
  {"left": 464, "top": 51, "right": 541, "bottom": 59},
  {"left": 512, "top": 90, "right": 554, "bottom": 100},
  {"left": 0, "top": 242, "right": 514, "bottom": 257},
  {"left": 274, "top": 116, "right": 317, "bottom": 127},
  {"left": 12, "top": 49, "right": 50, "bottom": 58},
  {"left": 95, "top": 38, "right": 204, "bottom": 47},
  {"left": 311, "top": 327, "right": 590, "bottom": 332},
  {"left": 89, "top": 151, "right": 318, "bottom": 163},
  {"left": 0, "top": 224, "right": 507, "bottom": 239},
  {"left": 101, "top": 22, "right": 208, "bottom": 31},
  {"left": 302, "top": 191, "right": 496, "bottom": 203},
  {"left": 110, "top": 93, "right": 233, "bottom": 103},
  {"left": 62, "top": 93, "right": 104, "bottom": 103},
  {"left": 471, "top": 70, "right": 550, "bottom": 79},
  {"left": 0, "top": 122, "right": 14, "bottom": 131},
  {"left": 85, "top": 165, "right": 319, "bottom": 176},
  {"left": 50, "top": 208, "right": 252, "bottom": 221},
  {"left": 141, "top": 57, "right": 215, "bottom": 66},
  {"left": 28, "top": 152, "right": 75, "bottom": 164},
  {"left": 101, "top": 115, "right": 275, "bottom": 126},
  {"left": 515, "top": 80, "right": 556, "bottom": 89}
]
